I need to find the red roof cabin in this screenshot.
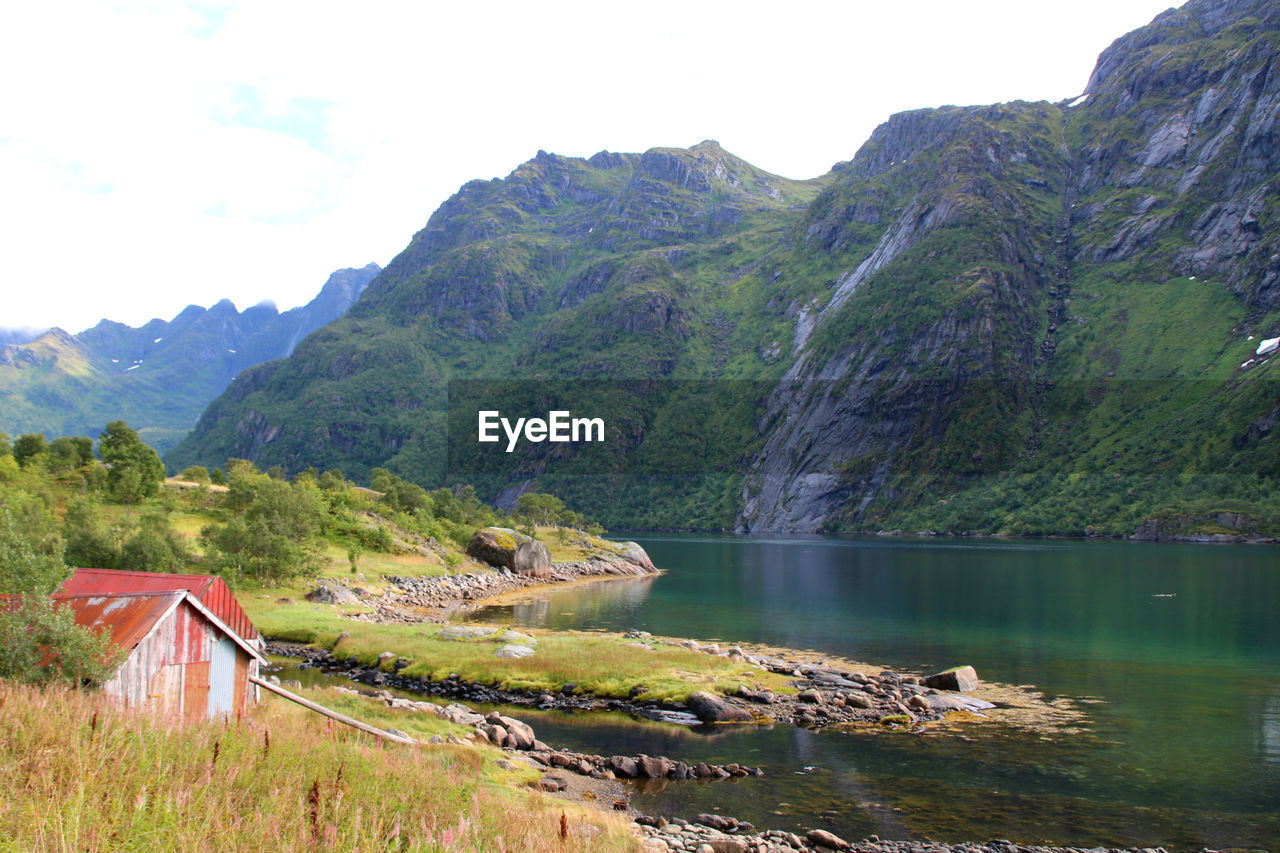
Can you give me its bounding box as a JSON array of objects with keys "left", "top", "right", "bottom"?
[
  {"left": 58, "top": 568, "right": 260, "bottom": 645},
  {"left": 51, "top": 569, "right": 266, "bottom": 722}
]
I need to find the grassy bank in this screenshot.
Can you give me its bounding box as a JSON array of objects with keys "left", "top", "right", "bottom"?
[
  {"left": 0, "top": 680, "right": 639, "bottom": 852},
  {"left": 249, "top": 598, "right": 789, "bottom": 703}
]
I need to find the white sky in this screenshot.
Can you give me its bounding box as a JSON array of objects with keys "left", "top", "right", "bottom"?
[{"left": 1, "top": 0, "right": 1184, "bottom": 333}]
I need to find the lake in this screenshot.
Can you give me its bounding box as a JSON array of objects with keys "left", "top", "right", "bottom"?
[{"left": 471, "top": 535, "right": 1280, "bottom": 850}]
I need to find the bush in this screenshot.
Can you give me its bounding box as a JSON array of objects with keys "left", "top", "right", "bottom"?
[
  {"left": 179, "top": 465, "right": 211, "bottom": 484},
  {"left": 0, "top": 596, "right": 123, "bottom": 685}
]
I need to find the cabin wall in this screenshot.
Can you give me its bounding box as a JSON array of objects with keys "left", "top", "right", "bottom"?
[{"left": 101, "top": 600, "right": 254, "bottom": 720}]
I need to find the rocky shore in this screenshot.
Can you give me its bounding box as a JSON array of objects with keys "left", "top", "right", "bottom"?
[
  {"left": 332, "top": 552, "right": 658, "bottom": 623},
  {"left": 633, "top": 820, "right": 1177, "bottom": 853},
  {"left": 317, "top": 682, "right": 762, "bottom": 788},
  {"left": 271, "top": 637, "right": 993, "bottom": 732}
]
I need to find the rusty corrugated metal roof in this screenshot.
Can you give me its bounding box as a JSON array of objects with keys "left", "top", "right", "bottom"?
[
  {"left": 49, "top": 592, "right": 185, "bottom": 650},
  {"left": 59, "top": 569, "right": 258, "bottom": 641}
]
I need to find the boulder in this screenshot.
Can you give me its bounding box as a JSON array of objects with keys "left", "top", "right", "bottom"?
[
  {"left": 438, "top": 625, "right": 497, "bottom": 641},
  {"left": 807, "top": 829, "right": 850, "bottom": 850},
  {"left": 494, "top": 644, "right": 535, "bottom": 658},
  {"left": 843, "top": 692, "right": 874, "bottom": 709},
  {"left": 636, "top": 755, "right": 670, "bottom": 778},
  {"left": 496, "top": 714, "right": 537, "bottom": 750},
  {"left": 922, "top": 665, "right": 980, "bottom": 692},
  {"left": 539, "top": 773, "right": 569, "bottom": 792},
  {"left": 305, "top": 581, "right": 360, "bottom": 605},
  {"left": 924, "top": 692, "right": 996, "bottom": 712},
  {"left": 618, "top": 541, "right": 656, "bottom": 571},
  {"left": 511, "top": 539, "right": 551, "bottom": 578},
  {"left": 608, "top": 755, "right": 639, "bottom": 777},
  {"left": 466, "top": 527, "right": 527, "bottom": 568},
  {"left": 441, "top": 703, "right": 485, "bottom": 726},
  {"left": 686, "top": 690, "right": 754, "bottom": 723},
  {"left": 467, "top": 527, "right": 552, "bottom": 577}
]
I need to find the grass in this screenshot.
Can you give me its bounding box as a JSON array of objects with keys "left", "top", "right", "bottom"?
[
  {"left": 244, "top": 599, "right": 790, "bottom": 704},
  {"left": 0, "top": 679, "right": 640, "bottom": 853}
]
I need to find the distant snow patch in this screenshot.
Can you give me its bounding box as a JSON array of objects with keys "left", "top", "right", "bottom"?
[
  {"left": 153, "top": 337, "right": 162, "bottom": 343},
  {"left": 110, "top": 358, "right": 118, "bottom": 363},
  {"left": 125, "top": 364, "right": 140, "bottom": 372},
  {"left": 1257, "top": 337, "right": 1279, "bottom": 357},
  {"left": 228, "top": 348, "right": 236, "bottom": 353},
  {"left": 1068, "top": 93, "right": 1090, "bottom": 108}
]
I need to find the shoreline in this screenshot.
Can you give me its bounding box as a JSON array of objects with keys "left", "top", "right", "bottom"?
[
  {"left": 262, "top": 645, "right": 1137, "bottom": 853},
  {"left": 345, "top": 553, "right": 660, "bottom": 622},
  {"left": 618, "top": 527, "right": 1279, "bottom": 546}
]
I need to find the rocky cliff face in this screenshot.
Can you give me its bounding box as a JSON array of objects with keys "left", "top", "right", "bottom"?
[
  {"left": 739, "top": 103, "right": 1066, "bottom": 531},
  {"left": 738, "top": 0, "right": 1280, "bottom": 532},
  {"left": 1072, "top": 0, "right": 1280, "bottom": 310},
  {"left": 0, "top": 264, "right": 378, "bottom": 451}
]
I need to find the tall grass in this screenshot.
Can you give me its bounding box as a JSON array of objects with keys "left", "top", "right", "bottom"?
[{"left": 0, "top": 680, "right": 639, "bottom": 852}]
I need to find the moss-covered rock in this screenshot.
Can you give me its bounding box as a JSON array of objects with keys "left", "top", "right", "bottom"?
[{"left": 466, "top": 526, "right": 551, "bottom": 577}]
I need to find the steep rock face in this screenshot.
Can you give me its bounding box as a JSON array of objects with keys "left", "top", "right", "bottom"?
[
  {"left": 1072, "top": 0, "right": 1280, "bottom": 309},
  {"left": 739, "top": 0, "right": 1280, "bottom": 532},
  {"left": 740, "top": 104, "right": 1064, "bottom": 531},
  {"left": 0, "top": 264, "right": 378, "bottom": 451}
]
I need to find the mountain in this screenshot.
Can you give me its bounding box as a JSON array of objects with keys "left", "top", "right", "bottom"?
[
  {"left": 0, "top": 328, "right": 46, "bottom": 347},
  {"left": 168, "top": 0, "right": 1280, "bottom": 538},
  {"left": 0, "top": 264, "right": 380, "bottom": 453}
]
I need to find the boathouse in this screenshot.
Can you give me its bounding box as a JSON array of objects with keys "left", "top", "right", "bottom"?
[{"left": 52, "top": 569, "right": 266, "bottom": 721}]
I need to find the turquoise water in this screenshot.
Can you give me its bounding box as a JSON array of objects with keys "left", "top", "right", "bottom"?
[{"left": 471, "top": 535, "right": 1280, "bottom": 850}]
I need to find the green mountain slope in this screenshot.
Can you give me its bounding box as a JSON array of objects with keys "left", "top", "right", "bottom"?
[
  {"left": 170, "top": 0, "right": 1280, "bottom": 537},
  {"left": 0, "top": 264, "right": 379, "bottom": 452}
]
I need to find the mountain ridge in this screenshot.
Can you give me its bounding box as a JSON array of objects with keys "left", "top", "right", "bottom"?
[
  {"left": 0, "top": 263, "right": 380, "bottom": 452},
  {"left": 168, "top": 0, "right": 1279, "bottom": 537}
]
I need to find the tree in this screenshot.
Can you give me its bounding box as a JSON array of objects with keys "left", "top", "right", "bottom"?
[
  {"left": 12, "top": 434, "right": 47, "bottom": 469},
  {"left": 201, "top": 476, "right": 325, "bottom": 585},
  {"left": 179, "top": 465, "right": 210, "bottom": 484},
  {"left": 0, "top": 597, "right": 123, "bottom": 686},
  {"left": 517, "top": 492, "right": 566, "bottom": 527},
  {"left": 118, "top": 514, "right": 188, "bottom": 573},
  {"left": 0, "top": 501, "right": 65, "bottom": 596},
  {"left": 62, "top": 497, "right": 121, "bottom": 570},
  {"left": 0, "top": 502, "right": 122, "bottom": 686},
  {"left": 48, "top": 436, "right": 93, "bottom": 472},
  {"left": 97, "top": 421, "right": 165, "bottom": 503}
]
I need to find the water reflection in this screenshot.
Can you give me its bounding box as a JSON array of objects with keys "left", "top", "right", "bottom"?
[
  {"left": 475, "top": 575, "right": 656, "bottom": 627},
  {"left": 1264, "top": 695, "right": 1280, "bottom": 765}
]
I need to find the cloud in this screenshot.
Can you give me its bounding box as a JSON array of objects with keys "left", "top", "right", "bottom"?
[{"left": 0, "top": 0, "right": 1183, "bottom": 332}]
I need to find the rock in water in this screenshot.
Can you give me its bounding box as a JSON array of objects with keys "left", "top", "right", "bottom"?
[
  {"left": 619, "top": 541, "right": 656, "bottom": 571},
  {"left": 686, "top": 690, "right": 754, "bottom": 723},
  {"left": 922, "top": 665, "right": 979, "bottom": 692}
]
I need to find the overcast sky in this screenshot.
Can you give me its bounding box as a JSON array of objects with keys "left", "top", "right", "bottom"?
[{"left": 1, "top": 0, "right": 1184, "bottom": 334}]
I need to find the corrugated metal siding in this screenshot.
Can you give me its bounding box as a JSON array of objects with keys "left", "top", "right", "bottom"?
[
  {"left": 58, "top": 569, "right": 259, "bottom": 640},
  {"left": 49, "top": 591, "right": 257, "bottom": 722}
]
